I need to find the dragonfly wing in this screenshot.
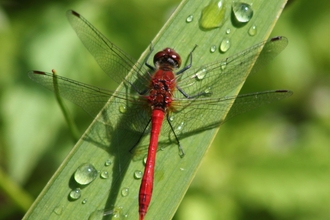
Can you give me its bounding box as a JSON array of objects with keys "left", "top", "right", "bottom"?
[
  {"left": 176, "top": 36, "right": 288, "bottom": 99},
  {"left": 165, "top": 90, "right": 292, "bottom": 140},
  {"left": 66, "top": 10, "right": 151, "bottom": 92},
  {"left": 28, "top": 70, "right": 151, "bottom": 134}
]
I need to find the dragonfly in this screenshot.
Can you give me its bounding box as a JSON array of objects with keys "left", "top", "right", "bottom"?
[{"left": 29, "top": 10, "right": 292, "bottom": 220}]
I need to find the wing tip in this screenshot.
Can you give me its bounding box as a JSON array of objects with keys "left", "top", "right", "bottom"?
[{"left": 67, "top": 10, "right": 80, "bottom": 18}]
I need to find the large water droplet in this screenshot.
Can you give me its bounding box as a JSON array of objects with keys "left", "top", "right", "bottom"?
[
  {"left": 186, "top": 15, "right": 193, "bottom": 23},
  {"left": 232, "top": 2, "right": 253, "bottom": 23},
  {"left": 200, "top": 0, "right": 227, "bottom": 29},
  {"left": 69, "top": 188, "right": 81, "bottom": 200},
  {"left": 74, "top": 163, "right": 98, "bottom": 185},
  {"left": 121, "top": 187, "right": 129, "bottom": 197},
  {"left": 134, "top": 170, "right": 143, "bottom": 179},
  {"left": 220, "top": 38, "right": 231, "bottom": 52},
  {"left": 248, "top": 24, "right": 257, "bottom": 36}
]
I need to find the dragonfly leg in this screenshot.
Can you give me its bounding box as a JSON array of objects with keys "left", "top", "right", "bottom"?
[
  {"left": 176, "top": 45, "right": 198, "bottom": 75},
  {"left": 166, "top": 114, "right": 185, "bottom": 158},
  {"left": 176, "top": 85, "right": 211, "bottom": 99},
  {"left": 144, "top": 43, "right": 155, "bottom": 71},
  {"left": 129, "top": 119, "right": 151, "bottom": 154}
]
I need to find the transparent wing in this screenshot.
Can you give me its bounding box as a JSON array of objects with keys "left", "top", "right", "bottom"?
[
  {"left": 175, "top": 36, "right": 288, "bottom": 99},
  {"left": 28, "top": 70, "right": 151, "bottom": 134},
  {"left": 160, "top": 90, "right": 293, "bottom": 141},
  {"left": 66, "top": 10, "right": 151, "bottom": 93}
]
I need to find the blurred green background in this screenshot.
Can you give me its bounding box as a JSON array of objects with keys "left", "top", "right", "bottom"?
[{"left": 0, "top": 0, "right": 329, "bottom": 219}]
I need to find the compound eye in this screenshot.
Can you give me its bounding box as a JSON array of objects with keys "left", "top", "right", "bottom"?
[{"left": 154, "top": 48, "right": 181, "bottom": 68}]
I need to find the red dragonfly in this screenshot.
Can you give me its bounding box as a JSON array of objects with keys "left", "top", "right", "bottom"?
[{"left": 29, "top": 10, "right": 292, "bottom": 220}]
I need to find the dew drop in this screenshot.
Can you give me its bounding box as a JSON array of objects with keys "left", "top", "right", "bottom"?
[
  {"left": 177, "top": 122, "right": 184, "bottom": 131},
  {"left": 232, "top": 2, "right": 253, "bottom": 23},
  {"left": 69, "top": 188, "right": 81, "bottom": 200},
  {"left": 121, "top": 187, "right": 129, "bottom": 197},
  {"left": 53, "top": 206, "right": 63, "bottom": 215},
  {"left": 100, "top": 171, "right": 109, "bottom": 179},
  {"left": 134, "top": 170, "right": 143, "bottom": 179},
  {"left": 89, "top": 209, "right": 114, "bottom": 220},
  {"left": 169, "top": 116, "right": 174, "bottom": 121},
  {"left": 82, "top": 199, "right": 87, "bottom": 204},
  {"left": 220, "top": 61, "right": 227, "bottom": 70},
  {"left": 200, "top": 0, "right": 227, "bottom": 29},
  {"left": 204, "top": 87, "right": 212, "bottom": 95},
  {"left": 196, "top": 66, "right": 207, "bottom": 80},
  {"left": 74, "top": 163, "right": 98, "bottom": 185},
  {"left": 220, "top": 38, "right": 231, "bottom": 52},
  {"left": 104, "top": 159, "right": 112, "bottom": 166},
  {"left": 180, "top": 168, "right": 185, "bottom": 171},
  {"left": 248, "top": 24, "right": 257, "bottom": 36},
  {"left": 210, "top": 45, "right": 216, "bottom": 53},
  {"left": 226, "top": 28, "right": 231, "bottom": 34},
  {"left": 186, "top": 15, "right": 193, "bottom": 23},
  {"left": 119, "top": 105, "right": 126, "bottom": 113},
  {"left": 143, "top": 156, "right": 147, "bottom": 165}
]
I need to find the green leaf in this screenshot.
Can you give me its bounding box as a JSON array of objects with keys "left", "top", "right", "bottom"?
[{"left": 24, "top": 0, "right": 288, "bottom": 219}]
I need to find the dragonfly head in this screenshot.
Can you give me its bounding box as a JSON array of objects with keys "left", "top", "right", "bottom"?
[{"left": 154, "top": 48, "right": 181, "bottom": 70}]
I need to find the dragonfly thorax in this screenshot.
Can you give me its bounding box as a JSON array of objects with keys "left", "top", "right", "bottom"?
[{"left": 148, "top": 70, "right": 175, "bottom": 111}]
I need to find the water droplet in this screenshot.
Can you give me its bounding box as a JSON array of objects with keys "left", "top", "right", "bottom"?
[
  {"left": 232, "top": 2, "right": 253, "bottom": 23},
  {"left": 82, "top": 199, "right": 87, "bottom": 204},
  {"left": 248, "top": 24, "right": 257, "bottom": 36},
  {"left": 121, "top": 187, "right": 129, "bottom": 197},
  {"left": 143, "top": 156, "right": 147, "bottom": 165},
  {"left": 180, "top": 168, "right": 185, "bottom": 171},
  {"left": 220, "top": 38, "right": 231, "bottom": 52},
  {"left": 196, "top": 66, "right": 207, "bottom": 80},
  {"left": 53, "top": 206, "right": 63, "bottom": 215},
  {"left": 69, "top": 188, "right": 81, "bottom": 200},
  {"left": 200, "top": 0, "right": 227, "bottom": 29},
  {"left": 204, "top": 87, "right": 212, "bottom": 95},
  {"left": 177, "top": 122, "right": 184, "bottom": 131},
  {"left": 104, "top": 159, "right": 112, "bottom": 166},
  {"left": 169, "top": 116, "right": 174, "bottom": 121},
  {"left": 220, "top": 61, "right": 227, "bottom": 70},
  {"left": 226, "top": 28, "right": 231, "bottom": 34},
  {"left": 134, "top": 170, "right": 143, "bottom": 179},
  {"left": 124, "top": 214, "right": 129, "bottom": 218},
  {"left": 210, "top": 45, "right": 216, "bottom": 53},
  {"left": 100, "top": 171, "right": 109, "bottom": 179},
  {"left": 119, "top": 105, "right": 126, "bottom": 113},
  {"left": 186, "top": 15, "right": 193, "bottom": 23},
  {"left": 89, "top": 209, "right": 114, "bottom": 220},
  {"left": 74, "top": 163, "right": 98, "bottom": 185}
]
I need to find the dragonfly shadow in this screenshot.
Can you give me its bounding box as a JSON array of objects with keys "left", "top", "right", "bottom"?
[{"left": 82, "top": 101, "right": 149, "bottom": 216}]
